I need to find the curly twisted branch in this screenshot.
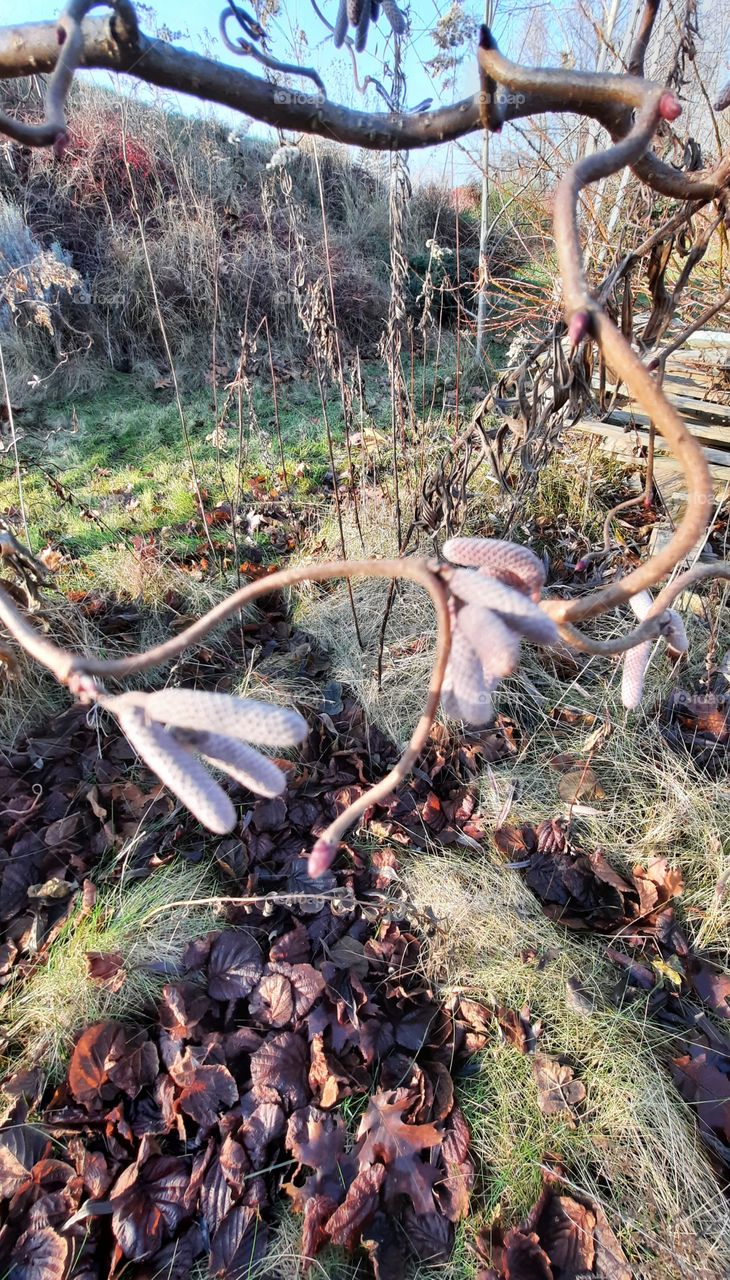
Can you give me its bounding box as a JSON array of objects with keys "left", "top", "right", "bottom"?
[
  {"left": 478, "top": 30, "right": 717, "bottom": 630},
  {"left": 218, "top": 3, "right": 326, "bottom": 96},
  {"left": 478, "top": 26, "right": 730, "bottom": 200},
  {"left": 0, "top": 7, "right": 729, "bottom": 869},
  {"left": 0, "top": 1, "right": 137, "bottom": 152},
  {"left": 1, "top": 2, "right": 728, "bottom": 189},
  {"left": 0, "top": 559, "right": 451, "bottom": 871}
]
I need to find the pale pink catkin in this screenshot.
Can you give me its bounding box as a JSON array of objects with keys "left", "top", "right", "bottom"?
[
  {"left": 144, "top": 689, "right": 308, "bottom": 748},
  {"left": 193, "top": 731, "right": 287, "bottom": 798},
  {"left": 628, "top": 590, "right": 654, "bottom": 621},
  {"left": 621, "top": 640, "right": 653, "bottom": 709},
  {"left": 443, "top": 537, "right": 546, "bottom": 600},
  {"left": 444, "top": 628, "right": 495, "bottom": 725},
  {"left": 455, "top": 604, "right": 521, "bottom": 678},
  {"left": 118, "top": 705, "right": 236, "bottom": 833},
  {"left": 664, "top": 609, "right": 689, "bottom": 653},
  {"left": 447, "top": 570, "right": 558, "bottom": 646}
]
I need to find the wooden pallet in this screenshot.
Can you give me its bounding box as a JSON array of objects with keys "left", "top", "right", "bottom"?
[{"left": 572, "top": 330, "right": 730, "bottom": 501}]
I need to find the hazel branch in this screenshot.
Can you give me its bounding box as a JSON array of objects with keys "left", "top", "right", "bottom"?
[
  {"left": 0, "top": 558, "right": 451, "bottom": 865},
  {"left": 478, "top": 28, "right": 730, "bottom": 201},
  {"left": 0, "top": 1, "right": 138, "bottom": 153},
  {"left": 1, "top": 6, "right": 728, "bottom": 194}
]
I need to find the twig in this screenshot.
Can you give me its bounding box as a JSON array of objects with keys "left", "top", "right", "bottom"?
[
  {"left": 0, "top": 557, "right": 451, "bottom": 862},
  {"left": 0, "top": 335, "right": 31, "bottom": 551},
  {"left": 219, "top": 5, "right": 326, "bottom": 96},
  {"left": 2, "top": 8, "right": 728, "bottom": 194}
]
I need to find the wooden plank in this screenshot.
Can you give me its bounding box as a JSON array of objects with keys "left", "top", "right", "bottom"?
[
  {"left": 599, "top": 407, "right": 730, "bottom": 448},
  {"left": 666, "top": 393, "right": 730, "bottom": 422},
  {"left": 685, "top": 330, "right": 730, "bottom": 349},
  {"left": 591, "top": 376, "right": 727, "bottom": 407},
  {"left": 572, "top": 417, "right": 730, "bottom": 482}
]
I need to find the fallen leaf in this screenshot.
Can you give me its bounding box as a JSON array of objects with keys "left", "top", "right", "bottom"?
[
  {"left": 557, "top": 767, "right": 605, "bottom": 804},
  {"left": 110, "top": 1151, "right": 190, "bottom": 1260},
  {"left": 7, "top": 1226, "right": 68, "bottom": 1280},
  {"left": 206, "top": 930, "right": 263, "bottom": 1000},
  {"left": 356, "top": 1089, "right": 442, "bottom": 1216},
  {"left": 324, "top": 1164, "right": 385, "bottom": 1249},
  {"left": 208, "top": 1206, "right": 268, "bottom": 1275},
  {"left": 533, "top": 1054, "right": 586, "bottom": 1126}
]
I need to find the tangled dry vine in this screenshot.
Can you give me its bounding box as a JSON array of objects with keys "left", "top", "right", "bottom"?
[{"left": 0, "top": 1, "right": 729, "bottom": 875}]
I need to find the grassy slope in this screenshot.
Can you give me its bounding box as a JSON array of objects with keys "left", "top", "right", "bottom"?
[{"left": 7, "top": 375, "right": 342, "bottom": 574}]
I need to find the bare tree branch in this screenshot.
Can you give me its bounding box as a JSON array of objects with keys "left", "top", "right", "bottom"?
[
  {"left": 0, "top": 12, "right": 481, "bottom": 149},
  {"left": 1, "top": 6, "right": 728, "bottom": 199}
]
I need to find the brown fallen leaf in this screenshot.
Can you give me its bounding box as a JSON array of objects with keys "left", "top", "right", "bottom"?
[
  {"left": 531, "top": 1191, "right": 595, "bottom": 1273},
  {"left": 86, "top": 951, "right": 127, "bottom": 992},
  {"left": 671, "top": 1047, "right": 730, "bottom": 1145},
  {"left": 324, "top": 1163, "right": 385, "bottom": 1250},
  {"left": 686, "top": 955, "right": 730, "bottom": 1020},
  {"left": 356, "top": 1089, "right": 442, "bottom": 1216},
  {"left": 557, "top": 767, "right": 605, "bottom": 804},
  {"left": 533, "top": 1054, "right": 586, "bottom": 1127}
]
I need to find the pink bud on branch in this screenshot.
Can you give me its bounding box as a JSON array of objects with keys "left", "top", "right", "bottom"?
[
  {"left": 658, "top": 91, "right": 682, "bottom": 121},
  {"left": 568, "top": 309, "right": 592, "bottom": 349}
]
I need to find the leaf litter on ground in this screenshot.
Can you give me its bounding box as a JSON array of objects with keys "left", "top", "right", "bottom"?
[{"left": 1, "top": 588, "right": 727, "bottom": 1275}]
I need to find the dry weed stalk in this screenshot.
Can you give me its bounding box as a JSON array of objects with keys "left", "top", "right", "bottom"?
[{"left": 0, "top": 1, "right": 729, "bottom": 874}]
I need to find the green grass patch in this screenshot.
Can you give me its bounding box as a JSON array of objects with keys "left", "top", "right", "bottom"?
[{"left": 0, "top": 860, "right": 219, "bottom": 1082}]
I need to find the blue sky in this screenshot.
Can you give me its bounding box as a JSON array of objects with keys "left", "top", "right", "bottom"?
[{"left": 17, "top": 1, "right": 531, "bottom": 179}]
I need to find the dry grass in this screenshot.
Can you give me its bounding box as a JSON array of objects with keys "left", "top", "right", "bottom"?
[
  {"left": 0, "top": 462, "right": 727, "bottom": 1276},
  {"left": 410, "top": 851, "right": 730, "bottom": 1279},
  {"left": 291, "top": 502, "right": 730, "bottom": 1278},
  {"left": 293, "top": 505, "right": 436, "bottom": 743}
]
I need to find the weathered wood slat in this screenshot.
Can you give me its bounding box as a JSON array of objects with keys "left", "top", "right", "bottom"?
[
  {"left": 684, "top": 330, "right": 730, "bottom": 349},
  {"left": 602, "top": 407, "right": 730, "bottom": 446},
  {"left": 572, "top": 418, "right": 730, "bottom": 490},
  {"left": 524, "top": 328, "right": 730, "bottom": 494},
  {"left": 592, "top": 391, "right": 730, "bottom": 423}
]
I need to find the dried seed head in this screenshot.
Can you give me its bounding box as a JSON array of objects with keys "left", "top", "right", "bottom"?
[
  {"left": 455, "top": 604, "right": 521, "bottom": 679},
  {"left": 536, "top": 817, "right": 567, "bottom": 855},
  {"left": 442, "top": 536, "right": 546, "bottom": 600},
  {"left": 447, "top": 569, "right": 559, "bottom": 646},
  {"left": 117, "top": 704, "right": 236, "bottom": 833},
  {"left": 143, "top": 688, "right": 308, "bottom": 747},
  {"left": 621, "top": 639, "right": 653, "bottom": 709}
]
